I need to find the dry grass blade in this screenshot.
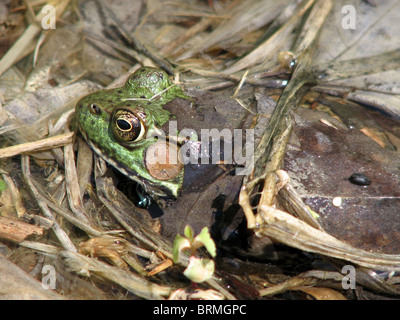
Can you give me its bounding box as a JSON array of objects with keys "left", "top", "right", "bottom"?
[
  {"left": 275, "top": 170, "right": 322, "bottom": 230},
  {"left": 238, "top": 185, "right": 257, "bottom": 229},
  {"left": 257, "top": 121, "right": 293, "bottom": 208},
  {"left": 76, "top": 137, "right": 93, "bottom": 198},
  {"left": 292, "top": 0, "right": 332, "bottom": 55},
  {"left": 63, "top": 138, "right": 91, "bottom": 224},
  {"left": 315, "top": 48, "right": 400, "bottom": 82},
  {"left": 21, "top": 155, "right": 77, "bottom": 252},
  {"left": 249, "top": 66, "right": 310, "bottom": 186},
  {"left": 19, "top": 240, "right": 61, "bottom": 255},
  {"left": 0, "top": 131, "right": 74, "bottom": 159},
  {"left": 260, "top": 269, "right": 348, "bottom": 299},
  {"left": 260, "top": 274, "right": 318, "bottom": 297},
  {"left": 257, "top": 204, "right": 400, "bottom": 271},
  {"left": 184, "top": 68, "right": 287, "bottom": 90},
  {"left": 60, "top": 251, "right": 172, "bottom": 300}
]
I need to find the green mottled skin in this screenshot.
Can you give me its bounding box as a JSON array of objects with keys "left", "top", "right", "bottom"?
[{"left": 75, "top": 67, "right": 189, "bottom": 198}]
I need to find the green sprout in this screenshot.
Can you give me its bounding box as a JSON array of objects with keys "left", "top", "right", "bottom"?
[{"left": 173, "top": 225, "right": 216, "bottom": 283}]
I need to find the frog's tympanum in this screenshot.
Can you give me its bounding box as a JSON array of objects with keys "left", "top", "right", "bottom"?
[{"left": 76, "top": 67, "right": 253, "bottom": 242}]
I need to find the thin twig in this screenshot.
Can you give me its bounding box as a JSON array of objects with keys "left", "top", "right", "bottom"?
[
  {"left": 21, "top": 155, "right": 77, "bottom": 252},
  {"left": 0, "top": 131, "right": 74, "bottom": 159}
]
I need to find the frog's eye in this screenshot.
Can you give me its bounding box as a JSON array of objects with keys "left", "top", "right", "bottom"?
[{"left": 111, "top": 109, "right": 145, "bottom": 143}]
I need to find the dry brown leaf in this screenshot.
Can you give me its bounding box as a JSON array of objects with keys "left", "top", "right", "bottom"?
[{"left": 298, "top": 286, "right": 347, "bottom": 300}]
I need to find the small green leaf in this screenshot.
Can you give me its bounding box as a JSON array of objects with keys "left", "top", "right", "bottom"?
[
  {"left": 193, "top": 227, "right": 216, "bottom": 257},
  {"left": 0, "top": 179, "right": 7, "bottom": 192},
  {"left": 183, "top": 256, "right": 215, "bottom": 283},
  {"left": 172, "top": 234, "right": 191, "bottom": 263},
  {"left": 183, "top": 225, "right": 194, "bottom": 241}
]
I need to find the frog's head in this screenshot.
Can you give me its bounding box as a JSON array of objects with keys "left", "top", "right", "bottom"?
[{"left": 75, "top": 67, "right": 189, "bottom": 199}]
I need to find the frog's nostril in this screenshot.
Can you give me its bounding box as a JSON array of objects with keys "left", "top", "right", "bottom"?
[{"left": 90, "top": 103, "right": 101, "bottom": 115}]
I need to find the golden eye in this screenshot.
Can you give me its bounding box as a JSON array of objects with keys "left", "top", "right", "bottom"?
[{"left": 111, "top": 109, "right": 145, "bottom": 143}]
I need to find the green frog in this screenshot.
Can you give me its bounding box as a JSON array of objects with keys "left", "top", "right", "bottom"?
[
  {"left": 76, "top": 66, "right": 253, "bottom": 241},
  {"left": 75, "top": 67, "right": 190, "bottom": 199}
]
